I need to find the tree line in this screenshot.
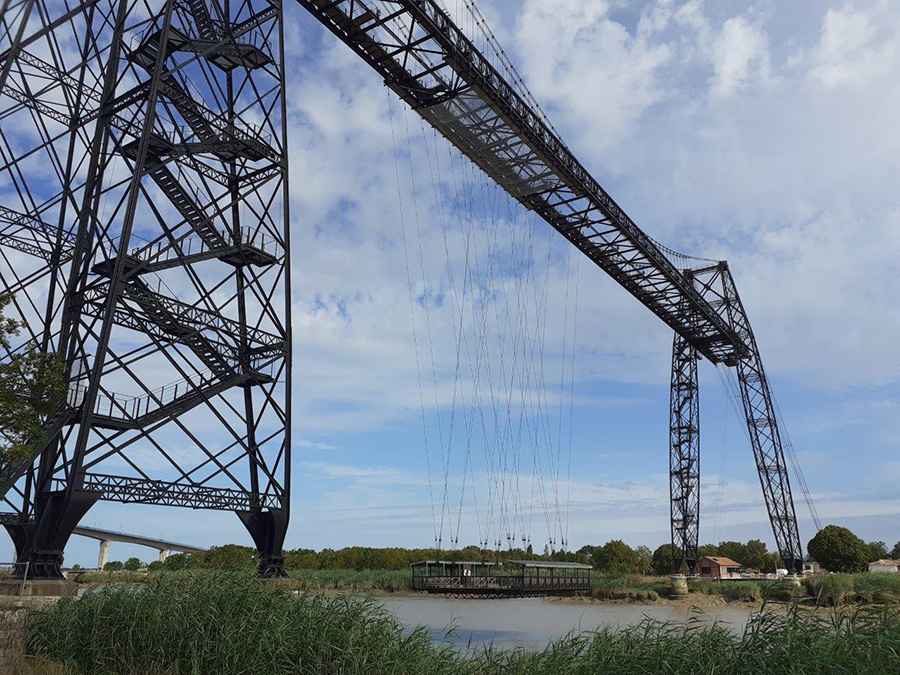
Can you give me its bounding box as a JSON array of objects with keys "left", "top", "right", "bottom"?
[
  {"left": 142, "top": 538, "right": 788, "bottom": 575},
  {"left": 94, "top": 525, "right": 899, "bottom": 575}
]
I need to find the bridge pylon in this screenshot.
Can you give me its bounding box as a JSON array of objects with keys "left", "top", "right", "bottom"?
[
  {"left": 0, "top": 0, "right": 291, "bottom": 579},
  {"left": 668, "top": 262, "right": 803, "bottom": 574}
]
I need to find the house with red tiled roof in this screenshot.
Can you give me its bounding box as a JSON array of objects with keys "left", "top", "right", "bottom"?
[{"left": 698, "top": 556, "right": 743, "bottom": 579}]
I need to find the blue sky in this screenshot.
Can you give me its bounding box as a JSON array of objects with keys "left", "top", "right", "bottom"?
[{"left": 5, "top": 0, "right": 900, "bottom": 567}]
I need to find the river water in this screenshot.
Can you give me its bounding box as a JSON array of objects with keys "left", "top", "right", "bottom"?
[{"left": 379, "top": 595, "right": 759, "bottom": 650}]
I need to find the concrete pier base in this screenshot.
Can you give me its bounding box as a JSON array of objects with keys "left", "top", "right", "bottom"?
[
  {"left": 97, "top": 540, "right": 110, "bottom": 570},
  {"left": 670, "top": 574, "right": 690, "bottom": 596}
]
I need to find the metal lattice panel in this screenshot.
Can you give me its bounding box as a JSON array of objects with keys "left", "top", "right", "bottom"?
[
  {"left": 669, "top": 333, "right": 700, "bottom": 573},
  {"left": 0, "top": 0, "right": 291, "bottom": 578},
  {"left": 689, "top": 263, "right": 803, "bottom": 571}
]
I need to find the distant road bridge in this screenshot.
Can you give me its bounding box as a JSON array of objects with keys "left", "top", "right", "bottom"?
[{"left": 72, "top": 526, "right": 206, "bottom": 568}]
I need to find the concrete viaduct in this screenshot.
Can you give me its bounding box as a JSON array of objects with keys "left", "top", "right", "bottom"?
[{"left": 73, "top": 527, "right": 206, "bottom": 569}]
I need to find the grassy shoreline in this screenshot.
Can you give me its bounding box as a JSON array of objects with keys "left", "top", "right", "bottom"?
[
  {"left": 6, "top": 573, "right": 898, "bottom": 675},
  {"left": 57, "top": 568, "right": 900, "bottom": 606}
]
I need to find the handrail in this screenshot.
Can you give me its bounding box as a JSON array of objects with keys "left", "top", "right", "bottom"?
[
  {"left": 68, "top": 359, "right": 277, "bottom": 421},
  {"left": 133, "top": 226, "right": 279, "bottom": 266}
]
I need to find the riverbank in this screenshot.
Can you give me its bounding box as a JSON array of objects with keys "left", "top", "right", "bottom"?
[
  {"left": 4, "top": 573, "right": 898, "bottom": 674},
  {"left": 54, "top": 568, "right": 900, "bottom": 607}
]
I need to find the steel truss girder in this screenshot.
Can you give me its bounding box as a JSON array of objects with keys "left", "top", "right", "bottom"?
[
  {"left": 296, "top": 0, "right": 741, "bottom": 364},
  {"left": 65, "top": 474, "right": 281, "bottom": 510},
  {"left": 669, "top": 332, "right": 700, "bottom": 573},
  {"left": 0, "top": 0, "right": 291, "bottom": 579}
]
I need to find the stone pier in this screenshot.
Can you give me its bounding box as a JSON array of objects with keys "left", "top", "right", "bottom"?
[{"left": 97, "top": 540, "right": 110, "bottom": 570}]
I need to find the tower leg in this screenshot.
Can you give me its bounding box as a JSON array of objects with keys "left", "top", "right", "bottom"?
[
  {"left": 692, "top": 263, "right": 804, "bottom": 573},
  {"left": 669, "top": 332, "right": 700, "bottom": 574},
  {"left": 11, "top": 489, "right": 100, "bottom": 579},
  {"left": 237, "top": 509, "right": 288, "bottom": 577}
]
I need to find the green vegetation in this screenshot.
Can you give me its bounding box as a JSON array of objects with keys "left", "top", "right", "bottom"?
[
  {"left": 123, "top": 557, "right": 142, "bottom": 572},
  {"left": 289, "top": 568, "right": 410, "bottom": 592},
  {"left": 0, "top": 294, "right": 65, "bottom": 468},
  {"left": 158, "top": 537, "right": 787, "bottom": 577},
  {"left": 581, "top": 540, "right": 652, "bottom": 574},
  {"left": 808, "top": 525, "right": 870, "bottom": 573},
  {"left": 867, "top": 541, "right": 889, "bottom": 562},
  {"left": 588, "top": 574, "right": 664, "bottom": 601},
  {"left": 67, "top": 565, "right": 900, "bottom": 608},
  {"left": 650, "top": 543, "right": 677, "bottom": 575},
  {"left": 805, "top": 573, "right": 900, "bottom": 606},
  {"left": 689, "top": 579, "right": 800, "bottom": 603},
  {"left": 71, "top": 570, "right": 146, "bottom": 585},
  {"left": 712, "top": 540, "right": 780, "bottom": 572},
  {"left": 21, "top": 574, "right": 900, "bottom": 675}
]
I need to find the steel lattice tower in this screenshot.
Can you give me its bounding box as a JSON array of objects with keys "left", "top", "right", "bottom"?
[
  {"left": 669, "top": 331, "right": 700, "bottom": 572},
  {"left": 0, "top": 0, "right": 290, "bottom": 579}
]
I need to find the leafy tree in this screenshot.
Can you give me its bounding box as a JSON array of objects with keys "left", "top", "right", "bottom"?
[
  {"left": 697, "top": 544, "right": 719, "bottom": 558},
  {"left": 71, "top": 564, "right": 82, "bottom": 571},
  {"left": 741, "top": 539, "right": 778, "bottom": 573},
  {"left": 124, "top": 557, "right": 142, "bottom": 571},
  {"left": 634, "top": 545, "right": 652, "bottom": 574},
  {"left": 0, "top": 295, "right": 66, "bottom": 468},
  {"left": 651, "top": 544, "right": 677, "bottom": 575},
  {"left": 866, "top": 541, "right": 889, "bottom": 562},
  {"left": 807, "top": 525, "right": 869, "bottom": 573},
  {"left": 891, "top": 542, "right": 900, "bottom": 559},
  {"left": 716, "top": 541, "right": 746, "bottom": 564},
  {"left": 162, "top": 553, "right": 193, "bottom": 571},
  {"left": 103, "top": 560, "right": 124, "bottom": 571},
  {"left": 147, "top": 561, "right": 163, "bottom": 572},
  {"left": 592, "top": 540, "right": 638, "bottom": 574},
  {"left": 202, "top": 544, "right": 254, "bottom": 569}
]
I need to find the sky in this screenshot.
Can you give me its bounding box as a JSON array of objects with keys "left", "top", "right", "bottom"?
[{"left": 4, "top": 0, "right": 900, "bottom": 567}]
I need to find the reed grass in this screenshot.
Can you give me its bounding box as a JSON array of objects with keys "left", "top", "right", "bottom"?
[
  {"left": 288, "top": 568, "right": 410, "bottom": 592},
  {"left": 805, "top": 573, "right": 900, "bottom": 605},
  {"left": 24, "top": 573, "right": 900, "bottom": 675}
]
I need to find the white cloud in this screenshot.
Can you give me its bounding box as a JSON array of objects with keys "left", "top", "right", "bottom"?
[
  {"left": 806, "top": 4, "right": 897, "bottom": 87},
  {"left": 710, "top": 17, "right": 772, "bottom": 97},
  {"left": 514, "top": 0, "right": 672, "bottom": 155},
  {"left": 294, "top": 440, "right": 341, "bottom": 452}
]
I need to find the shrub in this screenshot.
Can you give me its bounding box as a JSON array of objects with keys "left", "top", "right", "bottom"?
[
  {"left": 808, "top": 526, "right": 869, "bottom": 573},
  {"left": 805, "top": 574, "right": 855, "bottom": 606}
]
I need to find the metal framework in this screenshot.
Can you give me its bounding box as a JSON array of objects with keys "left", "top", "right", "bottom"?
[
  {"left": 669, "top": 331, "right": 700, "bottom": 572},
  {"left": 295, "top": 0, "right": 804, "bottom": 572},
  {"left": 0, "top": 0, "right": 290, "bottom": 578},
  {"left": 1, "top": 0, "right": 805, "bottom": 576}
]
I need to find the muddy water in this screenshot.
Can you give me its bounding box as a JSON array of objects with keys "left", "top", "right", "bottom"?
[{"left": 379, "top": 595, "right": 760, "bottom": 650}]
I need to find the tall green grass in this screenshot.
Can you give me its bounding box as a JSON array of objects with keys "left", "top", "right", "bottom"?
[
  {"left": 25, "top": 573, "right": 900, "bottom": 675},
  {"left": 288, "top": 568, "right": 409, "bottom": 592},
  {"left": 805, "top": 573, "right": 900, "bottom": 605}
]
